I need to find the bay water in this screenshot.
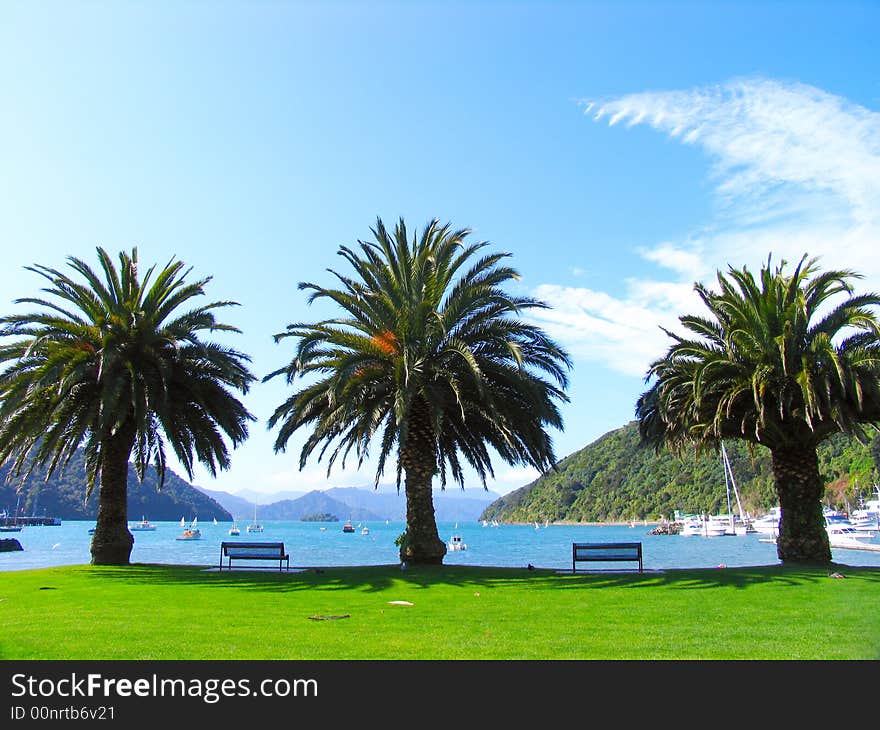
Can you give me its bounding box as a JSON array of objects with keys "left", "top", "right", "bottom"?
[{"left": 3, "top": 519, "right": 880, "bottom": 572}]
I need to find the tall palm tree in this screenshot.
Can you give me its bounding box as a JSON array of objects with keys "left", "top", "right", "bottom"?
[
  {"left": 637, "top": 255, "right": 880, "bottom": 563},
  {"left": 0, "top": 248, "right": 255, "bottom": 565},
  {"left": 265, "top": 218, "right": 571, "bottom": 564}
]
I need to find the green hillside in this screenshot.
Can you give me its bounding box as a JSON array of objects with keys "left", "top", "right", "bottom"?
[
  {"left": 0, "top": 449, "right": 232, "bottom": 523},
  {"left": 480, "top": 421, "right": 880, "bottom": 523}
]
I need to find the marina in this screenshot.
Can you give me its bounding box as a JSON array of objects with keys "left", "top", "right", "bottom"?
[{"left": 2, "top": 518, "right": 880, "bottom": 573}]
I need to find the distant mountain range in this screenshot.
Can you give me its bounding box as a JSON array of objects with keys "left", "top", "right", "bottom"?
[
  {"left": 0, "top": 445, "right": 500, "bottom": 525},
  {"left": 196, "top": 484, "right": 501, "bottom": 523},
  {"left": 0, "top": 450, "right": 231, "bottom": 523}
]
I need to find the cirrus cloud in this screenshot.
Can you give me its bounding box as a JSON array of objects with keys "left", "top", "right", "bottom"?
[{"left": 533, "top": 78, "right": 880, "bottom": 378}]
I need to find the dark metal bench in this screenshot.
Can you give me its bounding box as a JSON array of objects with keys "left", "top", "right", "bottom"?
[
  {"left": 219, "top": 541, "right": 289, "bottom": 572},
  {"left": 572, "top": 542, "right": 643, "bottom": 573}
]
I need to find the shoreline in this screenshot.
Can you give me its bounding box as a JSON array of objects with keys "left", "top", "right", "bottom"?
[{"left": 505, "top": 520, "right": 664, "bottom": 527}]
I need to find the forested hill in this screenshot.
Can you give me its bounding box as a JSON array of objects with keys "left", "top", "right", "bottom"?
[
  {"left": 0, "top": 449, "right": 232, "bottom": 522},
  {"left": 480, "top": 421, "right": 880, "bottom": 524}
]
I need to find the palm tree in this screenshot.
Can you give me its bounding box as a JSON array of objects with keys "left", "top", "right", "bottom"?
[
  {"left": 637, "top": 255, "right": 880, "bottom": 563},
  {"left": 265, "top": 218, "right": 571, "bottom": 564},
  {"left": 0, "top": 248, "right": 255, "bottom": 565}
]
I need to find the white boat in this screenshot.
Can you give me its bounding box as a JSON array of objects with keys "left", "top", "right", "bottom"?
[
  {"left": 751, "top": 507, "right": 781, "bottom": 536},
  {"left": 850, "top": 486, "right": 880, "bottom": 533},
  {"left": 361, "top": 526, "right": 370, "bottom": 535},
  {"left": 448, "top": 534, "right": 467, "bottom": 551},
  {"left": 246, "top": 502, "right": 263, "bottom": 533},
  {"left": 826, "top": 521, "right": 876, "bottom": 549},
  {"left": 228, "top": 522, "right": 240, "bottom": 536},
  {"left": 129, "top": 517, "right": 157, "bottom": 531},
  {"left": 680, "top": 515, "right": 727, "bottom": 537},
  {"left": 213, "top": 517, "right": 218, "bottom": 526}
]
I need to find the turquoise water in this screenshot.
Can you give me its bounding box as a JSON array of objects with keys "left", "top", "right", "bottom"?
[{"left": 3, "top": 519, "right": 880, "bottom": 572}]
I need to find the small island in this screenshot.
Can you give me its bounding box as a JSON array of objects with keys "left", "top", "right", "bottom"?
[{"left": 301, "top": 512, "right": 339, "bottom": 522}]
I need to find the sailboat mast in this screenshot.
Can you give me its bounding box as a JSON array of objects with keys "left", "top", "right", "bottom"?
[
  {"left": 722, "top": 443, "right": 733, "bottom": 529},
  {"left": 722, "top": 442, "right": 745, "bottom": 519}
]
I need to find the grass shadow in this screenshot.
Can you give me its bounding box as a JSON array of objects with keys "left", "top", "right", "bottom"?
[{"left": 73, "top": 560, "right": 880, "bottom": 594}]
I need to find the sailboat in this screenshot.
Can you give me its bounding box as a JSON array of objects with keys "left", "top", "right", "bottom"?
[
  {"left": 246, "top": 501, "right": 263, "bottom": 533},
  {"left": 213, "top": 517, "right": 218, "bottom": 526},
  {"left": 176, "top": 516, "right": 201, "bottom": 540},
  {"left": 228, "top": 521, "right": 240, "bottom": 536},
  {"left": 709, "top": 442, "right": 754, "bottom": 536}
]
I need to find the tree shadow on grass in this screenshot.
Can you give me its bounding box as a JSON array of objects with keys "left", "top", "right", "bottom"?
[{"left": 76, "top": 560, "right": 880, "bottom": 594}]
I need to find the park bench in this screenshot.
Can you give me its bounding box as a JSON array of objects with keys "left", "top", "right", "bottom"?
[
  {"left": 572, "top": 541, "right": 643, "bottom": 573},
  {"left": 219, "top": 541, "right": 290, "bottom": 572}
]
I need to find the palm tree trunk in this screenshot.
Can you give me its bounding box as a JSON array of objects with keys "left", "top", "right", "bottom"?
[
  {"left": 90, "top": 424, "right": 136, "bottom": 566},
  {"left": 771, "top": 445, "right": 832, "bottom": 564},
  {"left": 399, "top": 399, "right": 446, "bottom": 565}
]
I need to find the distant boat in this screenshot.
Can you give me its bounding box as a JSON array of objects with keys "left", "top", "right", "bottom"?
[
  {"left": 228, "top": 522, "right": 240, "bottom": 536},
  {"left": 448, "top": 534, "right": 467, "bottom": 551},
  {"left": 176, "top": 516, "right": 201, "bottom": 540},
  {"left": 213, "top": 517, "right": 219, "bottom": 526},
  {"left": 130, "top": 517, "right": 157, "bottom": 531},
  {"left": 711, "top": 442, "right": 755, "bottom": 535},
  {"left": 680, "top": 516, "right": 727, "bottom": 537},
  {"left": 361, "top": 525, "right": 370, "bottom": 535},
  {"left": 342, "top": 520, "right": 355, "bottom": 533},
  {"left": 246, "top": 501, "right": 263, "bottom": 533}
]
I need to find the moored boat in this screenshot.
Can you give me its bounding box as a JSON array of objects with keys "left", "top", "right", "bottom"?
[
  {"left": 176, "top": 517, "right": 201, "bottom": 540},
  {"left": 826, "top": 521, "right": 876, "bottom": 549},
  {"left": 679, "top": 515, "right": 727, "bottom": 537},
  {"left": 448, "top": 534, "right": 467, "bottom": 551},
  {"left": 246, "top": 502, "right": 263, "bottom": 533},
  {"left": 130, "top": 517, "right": 157, "bottom": 531},
  {"left": 850, "top": 486, "right": 880, "bottom": 533},
  {"left": 751, "top": 507, "right": 781, "bottom": 536}
]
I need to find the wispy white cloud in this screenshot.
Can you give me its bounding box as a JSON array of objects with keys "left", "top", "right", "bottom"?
[{"left": 534, "top": 78, "right": 880, "bottom": 378}]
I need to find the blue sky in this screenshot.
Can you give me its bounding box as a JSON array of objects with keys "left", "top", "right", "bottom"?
[{"left": 1, "top": 1, "right": 878, "bottom": 497}]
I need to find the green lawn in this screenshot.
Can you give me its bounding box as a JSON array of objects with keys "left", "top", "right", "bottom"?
[{"left": 1, "top": 563, "right": 878, "bottom": 659}]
